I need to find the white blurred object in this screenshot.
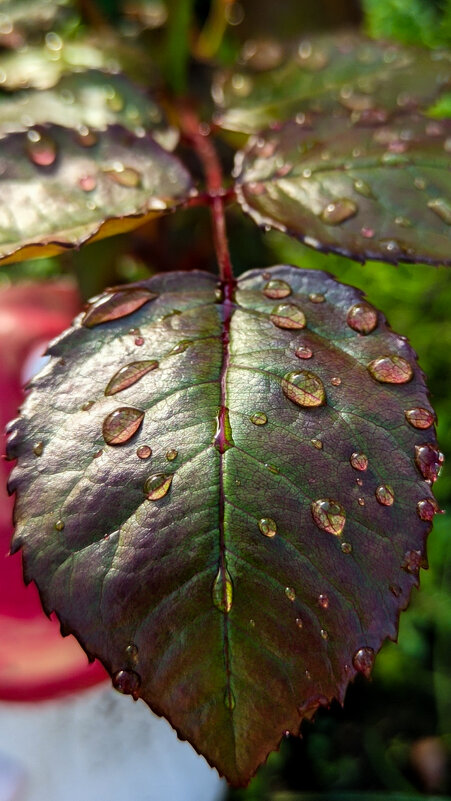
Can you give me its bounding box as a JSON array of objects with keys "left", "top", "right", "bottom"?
[
  {"left": 0, "top": 753, "right": 25, "bottom": 801},
  {"left": 0, "top": 686, "right": 225, "bottom": 801}
]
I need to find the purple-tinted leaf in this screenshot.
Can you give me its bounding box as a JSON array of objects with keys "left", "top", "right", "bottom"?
[
  {"left": 7, "top": 266, "right": 440, "bottom": 785},
  {"left": 235, "top": 114, "right": 451, "bottom": 265},
  {"left": 213, "top": 32, "right": 451, "bottom": 134},
  {"left": 0, "top": 124, "right": 193, "bottom": 265}
]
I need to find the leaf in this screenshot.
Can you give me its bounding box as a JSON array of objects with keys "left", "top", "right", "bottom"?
[
  {"left": 235, "top": 113, "right": 451, "bottom": 265},
  {"left": 0, "top": 71, "right": 178, "bottom": 150},
  {"left": 213, "top": 32, "right": 451, "bottom": 134},
  {"left": 7, "top": 265, "right": 441, "bottom": 785},
  {"left": 0, "top": 124, "right": 194, "bottom": 265},
  {"left": 0, "top": 0, "right": 78, "bottom": 45}
]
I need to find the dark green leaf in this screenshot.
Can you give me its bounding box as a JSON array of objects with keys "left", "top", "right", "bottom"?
[
  {"left": 235, "top": 114, "right": 451, "bottom": 265},
  {"left": 0, "top": 124, "right": 193, "bottom": 265},
  {"left": 7, "top": 266, "right": 440, "bottom": 785},
  {"left": 213, "top": 32, "right": 451, "bottom": 134}
]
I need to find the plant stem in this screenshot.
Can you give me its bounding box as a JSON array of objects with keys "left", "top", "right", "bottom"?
[{"left": 179, "top": 108, "right": 235, "bottom": 284}]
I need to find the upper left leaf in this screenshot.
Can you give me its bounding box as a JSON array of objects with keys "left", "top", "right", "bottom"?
[{"left": 0, "top": 124, "right": 194, "bottom": 265}]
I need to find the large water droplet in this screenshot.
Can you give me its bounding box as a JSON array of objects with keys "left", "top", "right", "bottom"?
[
  {"left": 375, "top": 484, "right": 395, "bottom": 506},
  {"left": 346, "top": 302, "right": 378, "bottom": 335},
  {"left": 263, "top": 279, "right": 292, "bottom": 299},
  {"left": 427, "top": 198, "right": 451, "bottom": 225},
  {"left": 270, "top": 303, "right": 306, "bottom": 330},
  {"left": 285, "top": 586, "right": 296, "bottom": 602},
  {"left": 144, "top": 473, "right": 173, "bottom": 500},
  {"left": 212, "top": 567, "right": 233, "bottom": 613},
  {"left": 405, "top": 407, "right": 434, "bottom": 429},
  {"left": 26, "top": 129, "right": 57, "bottom": 167},
  {"left": 105, "top": 165, "right": 141, "bottom": 188},
  {"left": 417, "top": 498, "right": 438, "bottom": 521},
  {"left": 350, "top": 452, "right": 368, "bottom": 471},
  {"left": 311, "top": 438, "right": 323, "bottom": 449},
  {"left": 311, "top": 499, "right": 346, "bottom": 536},
  {"left": 103, "top": 407, "right": 144, "bottom": 445},
  {"left": 282, "top": 370, "right": 326, "bottom": 408},
  {"left": 55, "top": 519, "right": 65, "bottom": 531},
  {"left": 214, "top": 406, "right": 234, "bottom": 453},
  {"left": 250, "top": 412, "right": 267, "bottom": 426},
  {"left": 258, "top": 518, "right": 277, "bottom": 538},
  {"left": 83, "top": 288, "right": 157, "bottom": 327},
  {"left": 295, "top": 345, "right": 313, "bottom": 359},
  {"left": 414, "top": 444, "right": 444, "bottom": 483},
  {"left": 368, "top": 355, "right": 413, "bottom": 384},
  {"left": 352, "top": 646, "right": 375, "bottom": 678},
  {"left": 105, "top": 360, "right": 158, "bottom": 396},
  {"left": 137, "top": 445, "right": 152, "bottom": 459},
  {"left": 320, "top": 199, "right": 358, "bottom": 225},
  {"left": 33, "top": 441, "right": 44, "bottom": 456},
  {"left": 113, "top": 669, "right": 141, "bottom": 699},
  {"left": 166, "top": 449, "right": 178, "bottom": 461}
]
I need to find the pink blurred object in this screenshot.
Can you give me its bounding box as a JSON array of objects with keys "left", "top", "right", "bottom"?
[{"left": 0, "top": 280, "right": 107, "bottom": 701}]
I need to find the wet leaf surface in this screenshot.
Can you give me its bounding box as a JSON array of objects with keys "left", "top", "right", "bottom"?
[
  {"left": 0, "top": 124, "right": 193, "bottom": 264},
  {"left": 235, "top": 114, "right": 451, "bottom": 265},
  {"left": 7, "top": 266, "right": 440, "bottom": 785},
  {"left": 214, "top": 32, "right": 451, "bottom": 134}
]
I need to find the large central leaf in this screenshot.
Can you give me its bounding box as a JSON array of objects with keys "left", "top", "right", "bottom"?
[{"left": 7, "top": 266, "right": 440, "bottom": 785}]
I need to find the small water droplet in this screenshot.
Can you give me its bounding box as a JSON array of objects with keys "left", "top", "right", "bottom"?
[
  {"left": 212, "top": 567, "right": 233, "bottom": 613},
  {"left": 414, "top": 177, "right": 427, "bottom": 190},
  {"left": 361, "top": 227, "right": 375, "bottom": 239},
  {"left": 295, "top": 345, "right": 313, "bottom": 359},
  {"left": 113, "top": 669, "right": 141, "bottom": 698},
  {"left": 134, "top": 336, "right": 144, "bottom": 346},
  {"left": 318, "top": 594, "right": 329, "bottom": 609},
  {"left": 395, "top": 216, "right": 412, "bottom": 228},
  {"left": 168, "top": 339, "right": 193, "bottom": 355},
  {"left": 82, "top": 400, "right": 95, "bottom": 411},
  {"left": 258, "top": 518, "right": 277, "bottom": 538},
  {"left": 295, "top": 617, "right": 303, "bottom": 629},
  {"left": 79, "top": 174, "right": 97, "bottom": 192},
  {"left": 350, "top": 452, "right": 368, "bottom": 471},
  {"left": 305, "top": 669, "right": 312, "bottom": 680},
  {"left": 311, "top": 438, "right": 323, "bottom": 449},
  {"left": 224, "top": 687, "right": 236, "bottom": 711},
  {"left": 417, "top": 498, "right": 439, "bottom": 521},
  {"left": 249, "top": 618, "right": 255, "bottom": 628},
  {"left": 331, "top": 376, "right": 342, "bottom": 386},
  {"left": 144, "top": 473, "right": 173, "bottom": 500},
  {"left": 309, "top": 292, "right": 325, "bottom": 303},
  {"left": 402, "top": 549, "right": 426, "bottom": 574},
  {"left": 250, "top": 411, "right": 267, "bottom": 426},
  {"left": 368, "top": 355, "right": 413, "bottom": 384},
  {"left": 285, "top": 586, "right": 296, "bottom": 602},
  {"left": 311, "top": 499, "right": 346, "bottom": 536},
  {"left": 282, "top": 370, "right": 326, "bottom": 408},
  {"left": 375, "top": 484, "right": 395, "bottom": 506},
  {"left": 76, "top": 126, "right": 98, "bottom": 147},
  {"left": 105, "top": 360, "right": 158, "bottom": 396},
  {"left": 414, "top": 444, "right": 444, "bottom": 483},
  {"left": 270, "top": 303, "right": 306, "bottom": 330},
  {"left": 26, "top": 130, "right": 57, "bottom": 167},
  {"left": 405, "top": 407, "right": 434, "bottom": 429},
  {"left": 265, "top": 462, "right": 279, "bottom": 474},
  {"left": 105, "top": 164, "right": 141, "bottom": 188},
  {"left": 353, "top": 179, "right": 374, "bottom": 198},
  {"left": 347, "top": 302, "right": 378, "bottom": 334},
  {"left": 263, "top": 279, "right": 292, "bottom": 299},
  {"left": 125, "top": 643, "right": 139, "bottom": 663},
  {"left": 356, "top": 478, "right": 363, "bottom": 487},
  {"left": 137, "top": 445, "right": 152, "bottom": 459},
  {"left": 427, "top": 198, "right": 451, "bottom": 225},
  {"left": 390, "top": 584, "right": 402, "bottom": 598},
  {"left": 55, "top": 519, "right": 65, "bottom": 531},
  {"left": 320, "top": 198, "right": 358, "bottom": 225},
  {"left": 341, "top": 541, "right": 352, "bottom": 554},
  {"left": 166, "top": 449, "right": 178, "bottom": 461},
  {"left": 33, "top": 441, "right": 44, "bottom": 456},
  {"left": 103, "top": 407, "right": 144, "bottom": 445},
  {"left": 83, "top": 288, "right": 157, "bottom": 327},
  {"left": 358, "top": 497, "right": 365, "bottom": 506},
  {"left": 320, "top": 629, "right": 328, "bottom": 640},
  {"left": 352, "top": 646, "right": 374, "bottom": 678}
]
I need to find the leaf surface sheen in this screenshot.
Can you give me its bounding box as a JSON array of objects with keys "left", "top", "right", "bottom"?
[
  {"left": 235, "top": 114, "right": 451, "bottom": 265},
  {"left": 7, "top": 266, "right": 440, "bottom": 785}
]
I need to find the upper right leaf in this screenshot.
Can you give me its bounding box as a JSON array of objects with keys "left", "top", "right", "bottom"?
[{"left": 235, "top": 113, "right": 451, "bottom": 265}]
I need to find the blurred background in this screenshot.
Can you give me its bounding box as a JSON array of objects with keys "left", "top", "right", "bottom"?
[{"left": 0, "top": 0, "right": 450, "bottom": 799}]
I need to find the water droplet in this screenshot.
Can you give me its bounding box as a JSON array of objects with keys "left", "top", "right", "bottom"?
[
  {"left": 368, "top": 355, "right": 413, "bottom": 384},
  {"left": 224, "top": 687, "right": 236, "bottom": 711},
  {"left": 331, "top": 376, "right": 342, "bottom": 386},
  {"left": 212, "top": 567, "right": 233, "bottom": 613},
  {"left": 405, "top": 407, "right": 434, "bottom": 429},
  {"left": 356, "top": 478, "right": 363, "bottom": 487},
  {"left": 347, "top": 302, "right": 378, "bottom": 334},
  {"left": 113, "top": 669, "right": 141, "bottom": 698},
  {"left": 270, "top": 303, "right": 306, "bottom": 330},
  {"left": 282, "top": 370, "right": 326, "bottom": 408},
  {"left": 309, "top": 293, "right": 325, "bottom": 303},
  {"left": 361, "top": 227, "right": 375, "bottom": 239},
  {"left": 320, "top": 629, "right": 328, "bottom": 640},
  {"left": 358, "top": 497, "right": 365, "bottom": 506},
  {"left": 320, "top": 199, "right": 358, "bottom": 225},
  {"left": 166, "top": 449, "right": 178, "bottom": 461},
  {"left": 83, "top": 288, "right": 157, "bottom": 327},
  {"left": 137, "top": 445, "right": 152, "bottom": 459},
  {"left": 26, "top": 130, "right": 57, "bottom": 167},
  {"left": 417, "top": 498, "right": 438, "bottom": 521},
  {"left": 353, "top": 179, "right": 374, "bottom": 198},
  {"left": 390, "top": 584, "right": 402, "bottom": 598},
  {"left": 311, "top": 499, "right": 346, "bottom": 536},
  {"left": 125, "top": 643, "right": 139, "bottom": 663},
  {"left": 76, "top": 126, "right": 98, "bottom": 147},
  {"left": 414, "top": 444, "right": 444, "bottom": 483},
  {"left": 318, "top": 594, "right": 329, "bottom": 609},
  {"left": 350, "top": 452, "right": 368, "bottom": 471},
  {"left": 105, "top": 165, "right": 141, "bottom": 188},
  {"left": 263, "top": 279, "right": 292, "bottom": 299},
  {"left": 295, "top": 345, "right": 313, "bottom": 359},
  {"left": 33, "top": 441, "right": 44, "bottom": 456},
  {"left": 375, "top": 484, "right": 395, "bottom": 506},
  {"left": 414, "top": 177, "right": 427, "bottom": 190},
  {"left": 311, "top": 438, "right": 323, "bottom": 450},
  {"left": 103, "top": 408, "right": 144, "bottom": 445},
  {"left": 250, "top": 412, "right": 267, "bottom": 426},
  {"left": 82, "top": 400, "right": 95, "bottom": 411},
  {"left": 258, "top": 518, "right": 277, "bottom": 538},
  {"left": 341, "top": 541, "right": 352, "bottom": 554},
  {"left": 295, "top": 617, "right": 303, "bottom": 629},
  {"left": 134, "top": 336, "right": 144, "bottom": 346},
  {"left": 79, "top": 174, "right": 97, "bottom": 192},
  {"left": 285, "top": 586, "right": 296, "bottom": 602},
  {"left": 105, "top": 360, "right": 158, "bottom": 396},
  {"left": 427, "top": 198, "right": 451, "bottom": 225},
  {"left": 214, "top": 406, "right": 234, "bottom": 453},
  {"left": 144, "top": 473, "right": 173, "bottom": 500},
  {"left": 55, "top": 519, "right": 65, "bottom": 531},
  {"left": 352, "top": 646, "right": 375, "bottom": 678},
  {"left": 395, "top": 216, "right": 412, "bottom": 228},
  {"left": 402, "top": 549, "right": 426, "bottom": 574},
  {"left": 168, "top": 339, "right": 193, "bottom": 355}
]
